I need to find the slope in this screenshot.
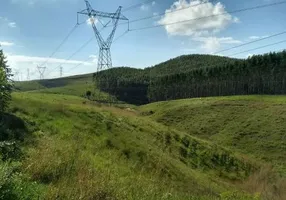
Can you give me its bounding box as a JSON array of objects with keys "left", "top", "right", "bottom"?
[
  {"left": 140, "top": 95, "right": 286, "bottom": 175},
  {"left": 2, "top": 92, "right": 273, "bottom": 199}
]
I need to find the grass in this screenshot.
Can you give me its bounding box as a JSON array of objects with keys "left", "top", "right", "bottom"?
[
  {"left": 15, "top": 74, "right": 116, "bottom": 103},
  {"left": 1, "top": 92, "right": 274, "bottom": 199},
  {"left": 140, "top": 95, "right": 286, "bottom": 175}
]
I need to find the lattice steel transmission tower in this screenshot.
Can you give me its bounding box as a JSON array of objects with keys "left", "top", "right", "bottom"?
[
  {"left": 77, "top": 0, "right": 128, "bottom": 72},
  {"left": 37, "top": 65, "right": 46, "bottom": 80},
  {"left": 60, "top": 66, "right": 63, "bottom": 77},
  {"left": 27, "top": 69, "right": 30, "bottom": 81}
]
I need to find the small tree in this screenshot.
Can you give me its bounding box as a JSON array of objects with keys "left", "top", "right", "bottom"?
[{"left": 0, "top": 48, "right": 12, "bottom": 114}]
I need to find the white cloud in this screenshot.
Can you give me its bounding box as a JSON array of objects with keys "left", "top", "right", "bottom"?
[
  {"left": 193, "top": 36, "right": 242, "bottom": 53},
  {"left": 7, "top": 54, "right": 92, "bottom": 65},
  {"left": 158, "top": 0, "right": 238, "bottom": 37},
  {"left": 0, "top": 17, "right": 16, "bottom": 28},
  {"left": 0, "top": 17, "right": 9, "bottom": 22},
  {"left": 11, "top": 0, "right": 60, "bottom": 5},
  {"left": 247, "top": 53, "right": 253, "bottom": 58},
  {"left": 249, "top": 35, "right": 268, "bottom": 40},
  {"left": 0, "top": 41, "right": 15, "bottom": 46},
  {"left": 140, "top": 4, "right": 149, "bottom": 11},
  {"left": 249, "top": 36, "right": 260, "bottom": 40},
  {"left": 89, "top": 54, "right": 98, "bottom": 63},
  {"left": 140, "top": 1, "right": 156, "bottom": 11},
  {"left": 8, "top": 22, "right": 17, "bottom": 28},
  {"left": 6, "top": 54, "right": 96, "bottom": 80}
]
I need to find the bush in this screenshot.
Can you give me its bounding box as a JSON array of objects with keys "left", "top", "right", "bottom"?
[{"left": 0, "top": 161, "right": 44, "bottom": 200}]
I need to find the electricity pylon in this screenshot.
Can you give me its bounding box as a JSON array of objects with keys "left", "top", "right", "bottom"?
[
  {"left": 37, "top": 65, "right": 46, "bottom": 80},
  {"left": 60, "top": 66, "right": 63, "bottom": 77},
  {"left": 77, "top": 0, "right": 128, "bottom": 72},
  {"left": 27, "top": 69, "right": 30, "bottom": 81},
  {"left": 78, "top": 0, "right": 128, "bottom": 103}
]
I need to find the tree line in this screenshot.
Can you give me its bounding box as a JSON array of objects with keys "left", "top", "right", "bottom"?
[{"left": 95, "top": 51, "right": 286, "bottom": 105}]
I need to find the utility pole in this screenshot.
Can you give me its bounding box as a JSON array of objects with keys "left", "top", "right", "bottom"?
[
  {"left": 77, "top": 0, "right": 128, "bottom": 72},
  {"left": 37, "top": 65, "right": 46, "bottom": 80},
  {"left": 27, "top": 69, "right": 30, "bottom": 81},
  {"left": 60, "top": 66, "right": 63, "bottom": 77}
]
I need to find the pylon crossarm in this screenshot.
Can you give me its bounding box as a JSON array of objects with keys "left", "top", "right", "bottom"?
[{"left": 78, "top": 10, "right": 127, "bottom": 21}]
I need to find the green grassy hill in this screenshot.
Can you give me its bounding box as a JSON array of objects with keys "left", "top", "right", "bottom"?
[
  {"left": 140, "top": 96, "right": 286, "bottom": 174},
  {"left": 14, "top": 73, "right": 94, "bottom": 95},
  {"left": 1, "top": 93, "right": 285, "bottom": 199}
]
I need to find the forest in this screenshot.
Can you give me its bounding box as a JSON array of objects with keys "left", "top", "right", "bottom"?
[{"left": 95, "top": 51, "right": 286, "bottom": 104}]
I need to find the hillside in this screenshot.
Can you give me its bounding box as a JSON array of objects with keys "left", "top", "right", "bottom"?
[
  {"left": 1, "top": 93, "right": 285, "bottom": 199},
  {"left": 14, "top": 51, "right": 286, "bottom": 105},
  {"left": 14, "top": 73, "right": 94, "bottom": 94},
  {"left": 14, "top": 54, "right": 240, "bottom": 104},
  {"left": 140, "top": 95, "right": 286, "bottom": 174}
]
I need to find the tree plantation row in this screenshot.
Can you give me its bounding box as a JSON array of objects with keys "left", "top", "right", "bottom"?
[{"left": 94, "top": 50, "right": 286, "bottom": 105}]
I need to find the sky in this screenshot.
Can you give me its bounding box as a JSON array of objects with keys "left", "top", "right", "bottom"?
[{"left": 0, "top": 0, "right": 286, "bottom": 81}]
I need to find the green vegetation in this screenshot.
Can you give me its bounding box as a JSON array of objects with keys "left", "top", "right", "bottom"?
[
  {"left": 7, "top": 51, "right": 286, "bottom": 199},
  {"left": 148, "top": 51, "right": 286, "bottom": 102},
  {"left": 15, "top": 51, "right": 286, "bottom": 105},
  {"left": 93, "top": 51, "right": 285, "bottom": 104},
  {"left": 0, "top": 48, "right": 12, "bottom": 113},
  {"left": 140, "top": 95, "right": 286, "bottom": 174},
  {"left": 1, "top": 92, "right": 282, "bottom": 199}
]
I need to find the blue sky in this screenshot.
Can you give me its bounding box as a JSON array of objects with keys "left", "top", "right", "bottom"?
[{"left": 0, "top": 0, "right": 285, "bottom": 80}]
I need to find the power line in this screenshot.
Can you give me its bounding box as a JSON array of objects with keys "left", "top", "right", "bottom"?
[
  {"left": 39, "top": 24, "right": 79, "bottom": 67},
  {"left": 107, "top": 1, "right": 211, "bottom": 28},
  {"left": 65, "top": 30, "right": 129, "bottom": 75},
  {"left": 45, "top": 36, "right": 95, "bottom": 77},
  {"left": 214, "top": 30, "right": 286, "bottom": 55},
  {"left": 65, "top": 56, "right": 94, "bottom": 75},
  {"left": 128, "top": 0, "right": 286, "bottom": 32},
  {"left": 227, "top": 39, "right": 286, "bottom": 57},
  {"left": 129, "top": 1, "right": 210, "bottom": 24},
  {"left": 44, "top": 27, "right": 105, "bottom": 78},
  {"left": 123, "top": 0, "right": 155, "bottom": 12}
]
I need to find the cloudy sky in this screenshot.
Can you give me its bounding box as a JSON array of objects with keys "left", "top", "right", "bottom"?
[{"left": 1, "top": 0, "right": 285, "bottom": 80}]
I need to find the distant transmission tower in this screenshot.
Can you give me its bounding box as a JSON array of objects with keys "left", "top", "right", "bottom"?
[
  {"left": 60, "top": 66, "right": 63, "bottom": 77},
  {"left": 14, "top": 70, "right": 20, "bottom": 81},
  {"left": 78, "top": 0, "right": 128, "bottom": 72},
  {"left": 37, "top": 65, "right": 46, "bottom": 80},
  {"left": 27, "top": 69, "right": 30, "bottom": 81}
]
